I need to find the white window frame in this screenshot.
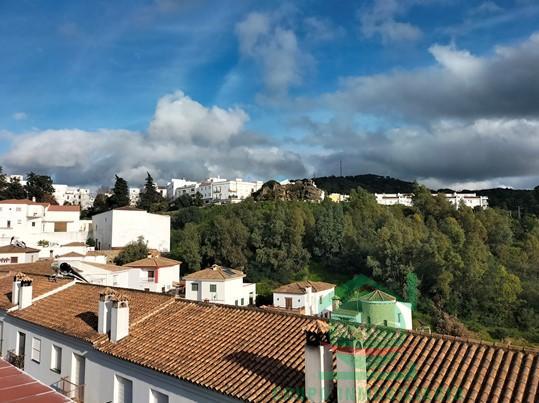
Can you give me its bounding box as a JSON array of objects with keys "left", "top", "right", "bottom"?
[
  {"left": 51, "top": 344, "right": 62, "bottom": 373},
  {"left": 31, "top": 337, "right": 41, "bottom": 363}
]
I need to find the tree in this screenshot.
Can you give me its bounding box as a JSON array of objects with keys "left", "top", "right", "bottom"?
[
  {"left": 0, "top": 166, "right": 6, "bottom": 197},
  {"left": 2, "top": 178, "right": 26, "bottom": 199},
  {"left": 109, "top": 175, "right": 129, "bottom": 208},
  {"left": 25, "top": 172, "right": 55, "bottom": 202},
  {"left": 138, "top": 172, "right": 164, "bottom": 212},
  {"left": 114, "top": 237, "right": 149, "bottom": 265}
]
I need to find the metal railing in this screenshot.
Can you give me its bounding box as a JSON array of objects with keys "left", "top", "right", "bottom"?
[
  {"left": 6, "top": 350, "right": 24, "bottom": 369},
  {"left": 58, "top": 376, "right": 84, "bottom": 402}
]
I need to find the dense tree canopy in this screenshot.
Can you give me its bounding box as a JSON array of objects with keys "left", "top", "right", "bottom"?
[
  {"left": 109, "top": 175, "right": 130, "bottom": 208},
  {"left": 138, "top": 172, "right": 165, "bottom": 212},
  {"left": 25, "top": 172, "right": 56, "bottom": 203},
  {"left": 168, "top": 186, "right": 538, "bottom": 345},
  {"left": 114, "top": 237, "right": 149, "bottom": 265}
]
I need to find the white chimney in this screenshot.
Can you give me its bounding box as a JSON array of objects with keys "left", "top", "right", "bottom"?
[
  {"left": 98, "top": 288, "right": 115, "bottom": 334},
  {"left": 336, "top": 341, "right": 368, "bottom": 403},
  {"left": 11, "top": 276, "right": 21, "bottom": 305},
  {"left": 18, "top": 274, "right": 33, "bottom": 309},
  {"left": 110, "top": 294, "right": 129, "bottom": 343},
  {"left": 305, "top": 321, "right": 333, "bottom": 403}
]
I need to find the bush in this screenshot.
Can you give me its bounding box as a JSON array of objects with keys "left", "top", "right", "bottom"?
[{"left": 114, "top": 237, "right": 149, "bottom": 265}]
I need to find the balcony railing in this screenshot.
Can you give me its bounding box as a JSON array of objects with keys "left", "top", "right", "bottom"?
[
  {"left": 7, "top": 350, "right": 24, "bottom": 370},
  {"left": 58, "top": 376, "right": 84, "bottom": 402}
]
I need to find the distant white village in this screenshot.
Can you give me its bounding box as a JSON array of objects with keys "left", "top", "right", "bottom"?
[{"left": 0, "top": 171, "right": 506, "bottom": 403}]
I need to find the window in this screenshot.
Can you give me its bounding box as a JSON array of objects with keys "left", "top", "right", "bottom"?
[
  {"left": 54, "top": 222, "right": 67, "bottom": 232},
  {"left": 17, "top": 219, "right": 21, "bottom": 224},
  {"left": 235, "top": 300, "right": 238, "bottom": 306},
  {"left": 10, "top": 257, "right": 18, "bottom": 264},
  {"left": 114, "top": 375, "right": 133, "bottom": 403},
  {"left": 148, "top": 270, "right": 155, "bottom": 280},
  {"left": 319, "top": 296, "right": 322, "bottom": 304},
  {"left": 51, "top": 345, "right": 62, "bottom": 373},
  {"left": 397, "top": 313, "right": 401, "bottom": 324},
  {"left": 383, "top": 320, "right": 388, "bottom": 327},
  {"left": 31, "top": 337, "right": 41, "bottom": 363},
  {"left": 191, "top": 283, "right": 198, "bottom": 292},
  {"left": 16, "top": 207, "right": 21, "bottom": 212},
  {"left": 367, "top": 316, "right": 371, "bottom": 325},
  {"left": 209, "top": 284, "right": 216, "bottom": 293},
  {"left": 150, "top": 389, "right": 169, "bottom": 403},
  {"left": 241, "top": 298, "right": 244, "bottom": 306},
  {"left": 32, "top": 222, "right": 36, "bottom": 227}
]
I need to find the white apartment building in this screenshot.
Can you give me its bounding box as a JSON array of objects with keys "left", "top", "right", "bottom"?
[
  {"left": 183, "top": 264, "right": 256, "bottom": 306},
  {"left": 0, "top": 199, "right": 91, "bottom": 251},
  {"left": 0, "top": 272, "right": 536, "bottom": 403},
  {"left": 0, "top": 244, "right": 40, "bottom": 265},
  {"left": 375, "top": 193, "right": 414, "bottom": 207},
  {"left": 174, "top": 182, "right": 200, "bottom": 199},
  {"left": 92, "top": 207, "right": 170, "bottom": 252},
  {"left": 272, "top": 281, "right": 335, "bottom": 317},
  {"left": 123, "top": 256, "right": 180, "bottom": 292},
  {"left": 197, "top": 177, "right": 263, "bottom": 204},
  {"left": 375, "top": 192, "right": 488, "bottom": 209},
  {"left": 53, "top": 184, "right": 93, "bottom": 209},
  {"left": 128, "top": 188, "right": 140, "bottom": 206},
  {"left": 166, "top": 179, "right": 198, "bottom": 199}
]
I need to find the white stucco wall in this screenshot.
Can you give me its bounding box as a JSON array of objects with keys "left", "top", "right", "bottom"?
[
  {"left": 0, "top": 251, "right": 39, "bottom": 265},
  {"left": 273, "top": 288, "right": 334, "bottom": 316},
  {"left": 395, "top": 301, "right": 413, "bottom": 330},
  {"left": 92, "top": 210, "right": 170, "bottom": 252},
  {"left": 185, "top": 278, "right": 256, "bottom": 306}
]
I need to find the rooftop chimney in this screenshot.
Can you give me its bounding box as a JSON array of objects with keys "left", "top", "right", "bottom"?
[
  {"left": 336, "top": 334, "right": 368, "bottom": 403},
  {"left": 98, "top": 288, "right": 115, "bottom": 334},
  {"left": 304, "top": 321, "right": 333, "bottom": 403},
  {"left": 12, "top": 272, "right": 33, "bottom": 309},
  {"left": 110, "top": 294, "right": 129, "bottom": 343}
]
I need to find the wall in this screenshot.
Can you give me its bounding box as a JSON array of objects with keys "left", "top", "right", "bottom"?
[
  {"left": 185, "top": 278, "right": 255, "bottom": 306},
  {"left": 273, "top": 293, "right": 307, "bottom": 310},
  {"left": 0, "top": 252, "right": 38, "bottom": 265}
]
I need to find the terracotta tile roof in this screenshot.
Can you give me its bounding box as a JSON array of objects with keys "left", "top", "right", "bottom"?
[
  {"left": 274, "top": 280, "right": 336, "bottom": 294},
  {"left": 57, "top": 251, "right": 85, "bottom": 258},
  {"left": 47, "top": 205, "right": 80, "bottom": 212},
  {"left": 0, "top": 244, "right": 40, "bottom": 254},
  {"left": 10, "top": 284, "right": 172, "bottom": 342},
  {"left": 82, "top": 262, "right": 128, "bottom": 272},
  {"left": 355, "top": 327, "right": 539, "bottom": 402},
  {"left": 183, "top": 264, "right": 245, "bottom": 281},
  {"left": 0, "top": 358, "right": 71, "bottom": 402},
  {"left": 0, "top": 260, "right": 55, "bottom": 276},
  {"left": 123, "top": 256, "right": 181, "bottom": 268},
  {"left": 360, "top": 289, "right": 396, "bottom": 302},
  {"left": 96, "top": 300, "right": 314, "bottom": 402},
  {"left": 5, "top": 282, "right": 539, "bottom": 402},
  {"left": 61, "top": 242, "right": 86, "bottom": 247},
  {"left": 0, "top": 273, "right": 72, "bottom": 311}
]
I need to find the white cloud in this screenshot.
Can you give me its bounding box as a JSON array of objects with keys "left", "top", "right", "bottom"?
[
  {"left": 303, "top": 17, "right": 345, "bottom": 42},
  {"left": 359, "top": 0, "right": 422, "bottom": 43},
  {"left": 2, "top": 92, "right": 307, "bottom": 186},
  {"left": 12, "top": 112, "right": 27, "bottom": 121},
  {"left": 236, "top": 11, "right": 312, "bottom": 97}
]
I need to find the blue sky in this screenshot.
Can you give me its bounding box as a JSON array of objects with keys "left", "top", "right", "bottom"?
[{"left": 1, "top": 0, "right": 539, "bottom": 188}]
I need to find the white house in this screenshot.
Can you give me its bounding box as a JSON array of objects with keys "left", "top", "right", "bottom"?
[
  {"left": 166, "top": 179, "right": 198, "bottom": 199},
  {"left": 183, "top": 264, "right": 256, "bottom": 306},
  {"left": 123, "top": 256, "right": 181, "bottom": 293},
  {"left": 175, "top": 177, "right": 263, "bottom": 204},
  {"left": 375, "top": 193, "right": 414, "bottom": 207},
  {"left": 272, "top": 281, "right": 335, "bottom": 317},
  {"left": 0, "top": 199, "right": 91, "bottom": 252},
  {"left": 53, "top": 184, "right": 93, "bottom": 209},
  {"left": 0, "top": 244, "right": 40, "bottom": 265},
  {"left": 92, "top": 207, "right": 170, "bottom": 252}
]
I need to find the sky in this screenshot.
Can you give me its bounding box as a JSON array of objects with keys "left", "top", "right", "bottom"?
[{"left": 1, "top": 0, "right": 539, "bottom": 189}]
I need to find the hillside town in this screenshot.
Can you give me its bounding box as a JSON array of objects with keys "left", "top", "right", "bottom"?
[
  {"left": 0, "top": 169, "right": 537, "bottom": 403},
  {"left": 2, "top": 1, "right": 539, "bottom": 402}
]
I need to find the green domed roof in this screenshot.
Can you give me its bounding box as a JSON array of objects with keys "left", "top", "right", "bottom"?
[{"left": 359, "top": 289, "right": 396, "bottom": 302}]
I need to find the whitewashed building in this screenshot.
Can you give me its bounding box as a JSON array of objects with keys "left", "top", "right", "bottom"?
[
  {"left": 0, "top": 199, "right": 91, "bottom": 251},
  {"left": 198, "top": 178, "right": 263, "bottom": 204},
  {"left": 128, "top": 188, "right": 140, "bottom": 206},
  {"left": 167, "top": 179, "right": 198, "bottom": 199},
  {"left": 272, "top": 281, "right": 335, "bottom": 317},
  {"left": 375, "top": 192, "right": 488, "bottom": 209},
  {"left": 183, "top": 264, "right": 256, "bottom": 306},
  {"left": 92, "top": 207, "right": 170, "bottom": 252},
  {"left": 123, "top": 256, "right": 180, "bottom": 293},
  {"left": 53, "top": 185, "right": 93, "bottom": 209},
  {"left": 0, "top": 244, "right": 40, "bottom": 265}
]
